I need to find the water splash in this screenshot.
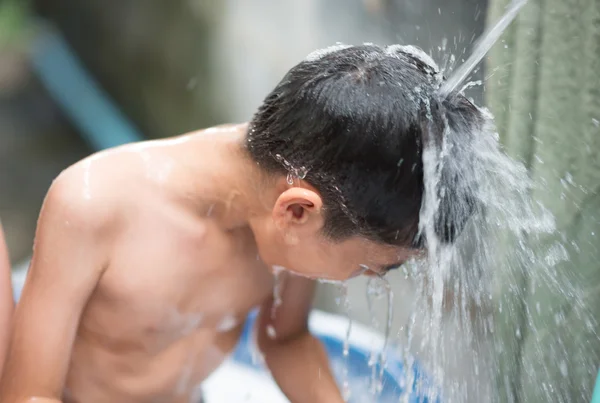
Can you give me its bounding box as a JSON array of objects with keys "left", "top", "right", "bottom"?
[
  {"left": 387, "top": 44, "right": 439, "bottom": 77},
  {"left": 366, "top": 274, "right": 394, "bottom": 396},
  {"left": 271, "top": 265, "right": 285, "bottom": 321},
  {"left": 415, "top": 103, "right": 448, "bottom": 400},
  {"left": 336, "top": 281, "right": 353, "bottom": 402},
  {"left": 216, "top": 314, "right": 238, "bottom": 333},
  {"left": 305, "top": 43, "right": 352, "bottom": 62},
  {"left": 438, "top": 0, "right": 528, "bottom": 99},
  {"left": 274, "top": 154, "right": 309, "bottom": 184},
  {"left": 459, "top": 80, "right": 483, "bottom": 94},
  {"left": 398, "top": 93, "right": 596, "bottom": 402}
]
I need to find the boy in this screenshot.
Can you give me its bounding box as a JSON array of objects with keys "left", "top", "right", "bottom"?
[{"left": 0, "top": 44, "right": 480, "bottom": 402}]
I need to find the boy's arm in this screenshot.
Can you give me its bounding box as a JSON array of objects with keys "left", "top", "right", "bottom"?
[
  {"left": 0, "top": 182, "right": 108, "bottom": 402},
  {"left": 0, "top": 220, "right": 14, "bottom": 377},
  {"left": 256, "top": 273, "right": 344, "bottom": 403}
]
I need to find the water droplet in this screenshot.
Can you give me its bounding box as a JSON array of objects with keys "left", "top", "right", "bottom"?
[
  {"left": 366, "top": 275, "right": 393, "bottom": 396},
  {"left": 271, "top": 266, "right": 285, "bottom": 320},
  {"left": 82, "top": 158, "right": 93, "bottom": 200},
  {"left": 305, "top": 44, "right": 351, "bottom": 62},
  {"left": 216, "top": 314, "right": 237, "bottom": 333},
  {"left": 559, "top": 361, "right": 568, "bottom": 377},
  {"left": 206, "top": 204, "right": 215, "bottom": 217},
  {"left": 592, "top": 118, "right": 599, "bottom": 127},
  {"left": 565, "top": 172, "right": 574, "bottom": 185},
  {"left": 554, "top": 312, "right": 564, "bottom": 325},
  {"left": 338, "top": 282, "right": 352, "bottom": 401},
  {"left": 295, "top": 166, "right": 308, "bottom": 180}
]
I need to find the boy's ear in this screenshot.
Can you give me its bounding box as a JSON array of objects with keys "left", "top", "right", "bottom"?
[{"left": 272, "top": 185, "right": 324, "bottom": 244}]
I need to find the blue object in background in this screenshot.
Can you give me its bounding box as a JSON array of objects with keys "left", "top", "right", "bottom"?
[
  {"left": 233, "top": 310, "right": 437, "bottom": 402},
  {"left": 592, "top": 369, "right": 600, "bottom": 403},
  {"left": 31, "top": 23, "right": 143, "bottom": 151}
]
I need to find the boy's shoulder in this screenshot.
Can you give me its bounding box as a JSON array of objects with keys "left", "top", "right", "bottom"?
[{"left": 43, "top": 156, "right": 126, "bottom": 236}]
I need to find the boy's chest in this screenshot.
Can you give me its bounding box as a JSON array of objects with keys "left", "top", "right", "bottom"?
[{"left": 81, "top": 223, "right": 274, "bottom": 353}]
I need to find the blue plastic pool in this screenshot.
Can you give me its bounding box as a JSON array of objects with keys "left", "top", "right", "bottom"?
[{"left": 224, "top": 309, "right": 436, "bottom": 402}]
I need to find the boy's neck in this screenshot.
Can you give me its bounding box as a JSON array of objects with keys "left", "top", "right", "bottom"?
[{"left": 183, "top": 126, "right": 278, "bottom": 231}]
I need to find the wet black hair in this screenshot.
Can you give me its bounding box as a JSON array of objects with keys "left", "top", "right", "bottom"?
[{"left": 246, "top": 44, "right": 483, "bottom": 248}]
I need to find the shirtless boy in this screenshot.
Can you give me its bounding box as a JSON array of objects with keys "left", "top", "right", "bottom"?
[{"left": 0, "top": 44, "right": 481, "bottom": 402}]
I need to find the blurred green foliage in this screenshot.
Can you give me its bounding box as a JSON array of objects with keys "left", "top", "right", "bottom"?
[{"left": 0, "top": 0, "right": 31, "bottom": 49}]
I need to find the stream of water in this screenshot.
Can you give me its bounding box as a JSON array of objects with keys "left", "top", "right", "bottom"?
[
  {"left": 366, "top": 275, "right": 394, "bottom": 396},
  {"left": 438, "top": 0, "right": 528, "bottom": 99},
  {"left": 397, "top": 0, "right": 599, "bottom": 396}
]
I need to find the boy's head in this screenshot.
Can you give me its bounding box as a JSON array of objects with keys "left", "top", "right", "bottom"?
[{"left": 246, "top": 44, "right": 483, "bottom": 280}]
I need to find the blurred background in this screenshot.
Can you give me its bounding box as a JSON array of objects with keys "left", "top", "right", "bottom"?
[{"left": 1, "top": 0, "right": 598, "bottom": 402}]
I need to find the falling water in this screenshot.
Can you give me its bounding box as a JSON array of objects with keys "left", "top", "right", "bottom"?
[
  {"left": 438, "top": 0, "right": 528, "bottom": 99},
  {"left": 336, "top": 281, "right": 353, "bottom": 402},
  {"left": 366, "top": 275, "right": 394, "bottom": 396},
  {"left": 407, "top": 103, "right": 524, "bottom": 401},
  {"left": 376, "top": 1, "right": 593, "bottom": 401},
  {"left": 267, "top": 265, "right": 286, "bottom": 339},
  {"left": 271, "top": 265, "right": 285, "bottom": 320},
  {"left": 401, "top": 89, "right": 596, "bottom": 401}
]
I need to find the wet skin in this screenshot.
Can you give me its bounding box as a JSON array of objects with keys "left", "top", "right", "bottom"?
[{"left": 0, "top": 124, "right": 411, "bottom": 403}]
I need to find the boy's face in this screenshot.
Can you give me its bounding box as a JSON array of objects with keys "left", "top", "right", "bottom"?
[
  {"left": 251, "top": 183, "right": 415, "bottom": 280},
  {"left": 269, "top": 233, "right": 411, "bottom": 280}
]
